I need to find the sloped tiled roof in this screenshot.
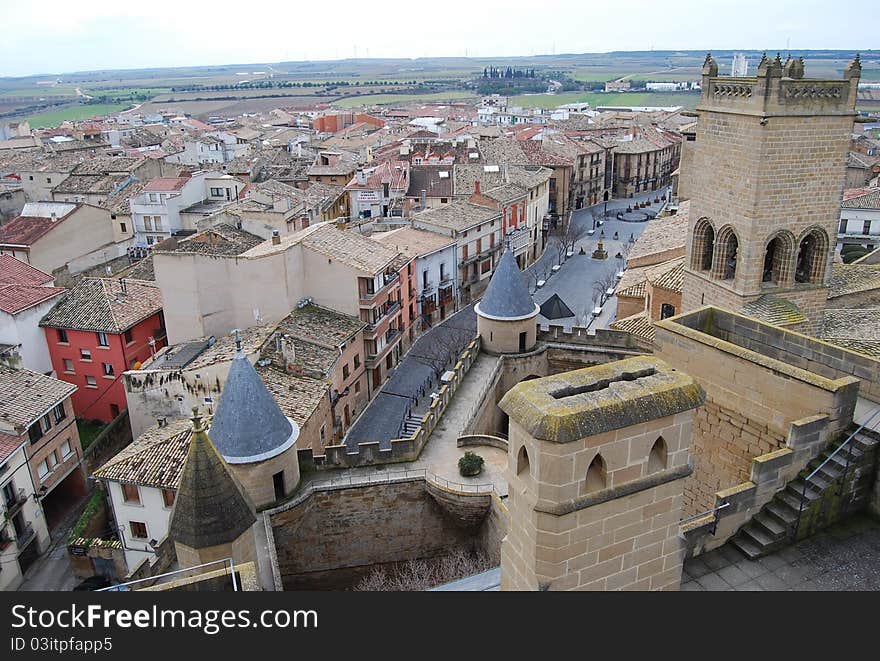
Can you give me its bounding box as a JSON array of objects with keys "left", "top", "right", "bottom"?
[
  {"left": 817, "top": 309, "right": 880, "bottom": 358},
  {"left": 610, "top": 310, "right": 655, "bottom": 343},
  {"left": 828, "top": 262, "right": 880, "bottom": 299},
  {"left": 93, "top": 418, "right": 190, "bottom": 489},
  {"left": 741, "top": 295, "right": 807, "bottom": 327},
  {"left": 0, "top": 284, "right": 65, "bottom": 315},
  {"left": 0, "top": 365, "right": 76, "bottom": 428},
  {"left": 412, "top": 198, "right": 501, "bottom": 232},
  {"left": 274, "top": 302, "right": 365, "bottom": 347},
  {"left": 0, "top": 431, "right": 24, "bottom": 466},
  {"left": 0, "top": 255, "right": 53, "bottom": 286},
  {"left": 841, "top": 187, "right": 880, "bottom": 210},
  {"left": 39, "top": 278, "right": 163, "bottom": 333},
  {"left": 299, "top": 224, "right": 401, "bottom": 274},
  {"left": 373, "top": 226, "right": 456, "bottom": 259},
  {"left": 648, "top": 259, "right": 685, "bottom": 293},
  {"left": 627, "top": 201, "right": 689, "bottom": 266},
  {"left": 617, "top": 280, "right": 647, "bottom": 299}
]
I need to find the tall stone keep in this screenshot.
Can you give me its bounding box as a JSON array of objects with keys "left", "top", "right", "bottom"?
[
  {"left": 681, "top": 53, "right": 862, "bottom": 331},
  {"left": 498, "top": 357, "right": 704, "bottom": 590}
]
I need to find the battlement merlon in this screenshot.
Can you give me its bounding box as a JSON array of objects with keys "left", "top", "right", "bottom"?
[
  {"left": 697, "top": 53, "right": 861, "bottom": 117},
  {"left": 497, "top": 356, "right": 706, "bottom": 444}
]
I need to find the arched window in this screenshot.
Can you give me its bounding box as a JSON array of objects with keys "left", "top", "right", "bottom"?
[
  {"left": 762, "top": 232, "right": 795, "bottom": 285},
  {"left": 691, "top": 218, "right": 715, "bottom": 271},
  {"left": 516, "top": 445, "right": 530, "bottom": 477},
  {"left": 712, "top": 227, "right": 738, "bottom": 281},
  {"left": 586, "top": 453, "right": 606, "bottom": 493},
  {"left": 648, "top": 437, "right": 667, "bottom": 473},
  {"left": 795, "top": 228, "right": 829, "bottom": 284},
  {"left": 660, "top": 303, "right": 676, "bottom": 319}
]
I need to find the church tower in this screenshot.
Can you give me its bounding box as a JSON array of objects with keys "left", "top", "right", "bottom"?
[{"left": 681, "top": 53, "right": 861, "bottom": 331}]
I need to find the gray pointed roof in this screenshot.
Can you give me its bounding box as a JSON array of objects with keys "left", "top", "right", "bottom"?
[
  {"left": 169, "top": 416, "right": 256, "bottom": 550},
  {"left": 476, "top": 249, "right": 538, "bottom": 320},
  {"left": 209, "top": 348, "right": 299, "bottom": 464},
  {"left": 539, "top": 293, "right": 575, "bottom": 320}
]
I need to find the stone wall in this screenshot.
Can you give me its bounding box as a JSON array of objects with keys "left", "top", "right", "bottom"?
[
  {"left": 267, "top": 477, "right": 496, "bottom": 590},
  {"left": 82, "top": 409, "right": 133, "bottom": 476},
  {"left": 655, "top": 308, "right": 861, "bottom": 515}
]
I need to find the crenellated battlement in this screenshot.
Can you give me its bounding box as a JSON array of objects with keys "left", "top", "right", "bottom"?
[{"left": 698, "top": 52, "right": 860, "bottom": 116}]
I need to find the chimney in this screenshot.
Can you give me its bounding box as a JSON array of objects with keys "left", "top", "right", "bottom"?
[
  {"left": 356, "top": 168, "right": 368, "bottom": 186},
  {"left": 281, "top": 334, "right": 297, "bottom": 373},
  {"left": 271, "top": 229, "right": 281, "bottom": 245},
  {"left": 297, "top": 142, "right": 302, "bottom": 158},
  {"left": 119, "top": 278, "right": 128, "bottom": 294},
  {"left": 474, "top": 180, "right": 481, "bottom": 195},
  {"left": 420, "top": 189, "right": 427, "bottom": 209}
]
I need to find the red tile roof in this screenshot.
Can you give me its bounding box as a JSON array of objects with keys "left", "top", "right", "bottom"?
[
  {"left": 0, "top": 255, "right": 53, "bottom": 286},
  {"left": 0, "top": 216, "right": 62, "bottom": 247},
  {"left": 0, "top": 431, "right": 24, "bottom": 466},
  {"left": 144, "top": 177, "right": 191, "bottom": 192},
  {"left": 0, "top": 284, "right": 65, "bottom": 314}
]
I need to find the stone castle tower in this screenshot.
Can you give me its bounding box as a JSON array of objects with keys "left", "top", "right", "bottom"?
[
  {"left": 498, "top": 357, "right": 704, "bottom": 590},
  {"left": 169, "top": 410, "right": 258, "bottom": 569},
  {"left": 475, "top": 249, "right": 539, "bottom": 354},
  {"left": 681, "top": 53, "right": 862, "bottom": 331}
]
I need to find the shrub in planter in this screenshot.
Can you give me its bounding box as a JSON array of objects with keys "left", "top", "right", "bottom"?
[{"left": 458, "top": 451, "right": 485, "bottom": 477}]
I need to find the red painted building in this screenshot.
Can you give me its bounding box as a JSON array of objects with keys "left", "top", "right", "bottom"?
[{"left": 39, "top": 278, "right": 165, "bottom": 423}]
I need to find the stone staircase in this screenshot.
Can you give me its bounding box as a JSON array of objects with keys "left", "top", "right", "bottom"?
[
  {"left": 731, "top": 428, "right": 879, "bottom": 559},
  {"left": 402, "top": 414, "right": 423, "bottom": 437}
]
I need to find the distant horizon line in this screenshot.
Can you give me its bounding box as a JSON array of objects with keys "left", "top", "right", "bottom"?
[{"left": 4, "top": 48, "right": 876, "bottom": 81}]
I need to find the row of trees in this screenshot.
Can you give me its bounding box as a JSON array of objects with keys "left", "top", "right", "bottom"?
[
  {"left": 482, "top": 66, "right": 537, "bottom": 79},
  {"left": 169, "top": 80, "right": 422, "bottom": 92}
]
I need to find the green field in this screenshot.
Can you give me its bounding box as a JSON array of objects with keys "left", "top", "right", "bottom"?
[
  {"left": 507, "top": 91, "right": 701, "bottom": 109},
  {"left": 25, "top": 103, "right": 132, "bottom": 127},
  {"left": 333, "top": 90, "right": 477, "bottom": 108},
  {"left": 0, "top": 86, "right": 78, "bottom": 98}
]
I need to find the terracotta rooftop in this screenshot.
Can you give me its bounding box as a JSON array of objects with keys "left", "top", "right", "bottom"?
[
  {"left": 93, "top": 417, "right": 191, "bottom": 490},
  {"left": 413, "top": 199, "right": 501, "bottom": 232},
  {"left": 741, "top": 295, "right": 807, "bottom": 327},
  {"left": 0, "top": 365, "right": 77, "bottom": 429},
  {"left": 258, "top": 365, "right": 330, "bottom": 427},
  {"left": 299, "top": 223, "right": 401, "bottom": 274},
  {"left": 627, "top": 201, "right": 689, "bottom": 266},
  {"left": 828, "top": 263, "right": 880, "bottom": 299},
  {"left": 274, "top": 302, "right": 365, "bottom": 347},
  {"left": 0, "top": 204, "right": 80, "bottom": 247},
  {"left": 144, "top": 177, "right": 191, "bottom": 192},
  {"left": 0, "top": 431, "right": 24, "bottom": 466},
  {"left": 842, "top": 187, "right": 880, "bottom": 210},
  {"left": 39, "top": 278, "right": 163, "bottom": 333},
  {"left": 372, "top": 226, "right": 456, "bottom": 259},
  {"left": 153, "top": 224, "right": 263, "bottom": 257},
  {"left": 610, "top": 309, "right": 655, "bottom": 343},
  {"left": 0, "top": 284, "right": 65, "bottom": 315},
  {"left": 0, "top": 254, "right": 53, "bottom": 286},
  {"left": 648, "top": 259, "right": 685, "bottom": 292}
]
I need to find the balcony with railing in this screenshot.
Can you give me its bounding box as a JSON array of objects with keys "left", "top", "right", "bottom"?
[
  {"left": 365, "top": 328, "right": 402, "bottom": 368},
  {"left": 3, "top": 487, "right": 27, "bottom": 519},
  {"left": 358, "top": 271, "right": 401, "bottom": 307},
  {"left": 16, "top": 522, "right": 35, "bottom": 551},
  {"left": 459, "top": 244, "right": 501, "bottom": 268},
  {"left": 363, "top": 300, "right": 402, "bottom": 338}
]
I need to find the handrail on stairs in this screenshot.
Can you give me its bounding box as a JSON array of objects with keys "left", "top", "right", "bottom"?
[{"left": 792, "top": 407, "right": 880, "bottom": 540}]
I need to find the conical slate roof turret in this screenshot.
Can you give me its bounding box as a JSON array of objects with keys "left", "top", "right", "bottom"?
[
  {"left": 209, "top": 334, "right": 299, "bottom": 464},
  {"left": 476, "top": 249, "right": 539, "bottom": 320},
  {"left": 169, "top": 410, "right": 257, "bottom": 550}
]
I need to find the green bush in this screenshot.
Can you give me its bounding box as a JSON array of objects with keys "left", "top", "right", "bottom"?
[
  {"left": 458, "top": 451, "right": 485, "bottom": 477},
  {"left": 843, "top": 248, "right": 869, "bottom": 263}
]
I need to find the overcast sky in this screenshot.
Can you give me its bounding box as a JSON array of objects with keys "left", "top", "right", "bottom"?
[{"left": 1, "top": 0, "right": 871, "bottom": 78}]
